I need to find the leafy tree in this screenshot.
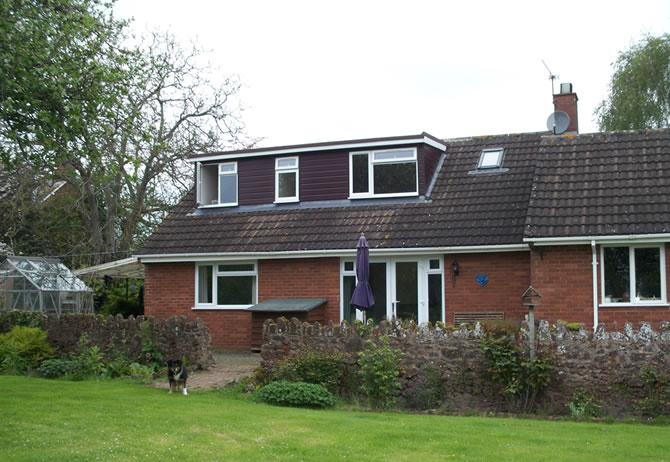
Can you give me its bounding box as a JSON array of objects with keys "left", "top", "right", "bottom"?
[
  {"left": 596, "top": 33, "right": 670, "bottom": 131},
  {"left": 0, "top": 0, "right": 129, "bottom": 168},
  {"left": 0, "top": 1, "right": 255, "bottom": 264}
]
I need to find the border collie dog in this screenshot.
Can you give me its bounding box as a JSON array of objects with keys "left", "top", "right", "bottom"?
[{"left": 167, "top": 359, "right": 188, "bottom": 395}]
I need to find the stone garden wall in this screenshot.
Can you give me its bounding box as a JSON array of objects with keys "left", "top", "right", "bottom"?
[
  {"left": 261, "top": 318, "right": 670, "bottom": 415},
  {"left": 2, "top": 313, "right": 213, "bottom": 370}
]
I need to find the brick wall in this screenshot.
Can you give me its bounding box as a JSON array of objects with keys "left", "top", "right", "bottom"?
[
  {"left": 530, "top": 244, "right": 670, "bottom": 330},
  {"left": 258, "top": 257, "right": 341, "bottom": 324},
  {"left": 144, "top": 258, "right": 341, "bottom": 350},
  {"left": 445, "top": 252, "right": 530, "bottom": 324}
]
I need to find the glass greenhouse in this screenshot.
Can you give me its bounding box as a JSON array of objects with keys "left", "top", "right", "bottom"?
[{"left": 0, "top": 256, "right": 93, "bottom": 315}]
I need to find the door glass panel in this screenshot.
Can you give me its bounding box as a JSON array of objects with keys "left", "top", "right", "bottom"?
[
  {"left": 428, "top": 274, "right": 442, "bottom": 323},
  {"left": 368, "top": 262, "right": 387, "bottom": 323},
  {"left": 395, "top": 262, "right": 418, "bottom": 321},
  {"left": 342, "top": 275, "right": 356, "bottom": 323}
]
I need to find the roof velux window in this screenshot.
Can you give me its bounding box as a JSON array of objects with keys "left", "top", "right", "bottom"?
[
  {"left": 349, "top": 148, "right": 418, "bottom": 198},
  {"left": 197, "top": 161, "right": 238, "bottom": 207},
  {"left": 275, "top": 157, "right": 299, "bottom": 203},
  {"left": 478, "top": 148, "right": 504, "bottom": 169}
]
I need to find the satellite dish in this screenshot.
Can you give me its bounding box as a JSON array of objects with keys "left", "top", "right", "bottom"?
[{"left": 547, "top": 111, "right": 570, "bottom": 134}]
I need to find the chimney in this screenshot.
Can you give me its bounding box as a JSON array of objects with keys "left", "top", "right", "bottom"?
[{"left": 553, "top": 83, "right": 578, "bottom": 134}]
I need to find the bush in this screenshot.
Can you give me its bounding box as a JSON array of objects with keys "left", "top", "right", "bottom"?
[
  {"left": 0, "top": 326, "right": 54, "bottom": 374},
  {"left": 567, "top": 389, "right": 603, "bottom": 419},
  {"left": 257, "top": 381, "right": 336, "bottom": 408},
  {"left": 479, "top": 330, "right": 555, "bottom": 412},
  {"left": 404, "top": 366, "right": 443, "bottom": 410},
  {"left": 635, "top": 364, "right": 670, "bottom": 417},
  {"left": 0, "top": 309, "right": 43, "bottom": 331},
  {"left": 274, "top": 351, "right": 344, "bottom": 393},
  {"left": 38, "top": 359, "right": 70, "bottom": 379},
  {"left": 357, "top": 336, "right": 404, "bottom": 410}
]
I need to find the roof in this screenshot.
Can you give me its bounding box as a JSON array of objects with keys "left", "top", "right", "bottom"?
[
  {"left": 137, "top": 129, "right": 670, "bottom": 258},
  {"left": 0, "top": 256, "right": 91, "bottom": 292},
  {"left": 138, "top": 133, "right": 543, "bottom": 256},
  {"left": 525, "top": 129, "right": 670, "bottom": 239},
  {"left": 246, "top": 298, "right": 328, "bottom": 312},
  {"left": 73, "top": 257, "right": 145, "bottom": 279}
]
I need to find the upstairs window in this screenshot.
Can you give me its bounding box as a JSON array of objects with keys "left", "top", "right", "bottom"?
[
  {"left": 478, "top": 148, "right": 504, "bottom": 169},
  {"left": 601, "top": 246, "right": 666, "bottom": 305},
  {"left": 349, "top": 148, "right": 418, "bottom": 198},
  {"left": 275, "top": 157, "right": 299, "bottom": 203},
  {"left": 197, "top": 162, "right": 238, "bottom": 207}
]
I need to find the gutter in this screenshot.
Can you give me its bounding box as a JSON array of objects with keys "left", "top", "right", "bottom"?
[
  {"left": 524, "top": 233, "right": 670, "bottom": 246},
  {"left": 136, "top": 244, "right": 530, "bottom": 263}
]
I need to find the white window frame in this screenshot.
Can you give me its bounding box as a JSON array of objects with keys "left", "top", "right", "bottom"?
[
  {"left": 194, "top": 261, "right": 257, "bottom": 309},
  {"left": 274, "top": 156, "right": 299, "bottom": 203},
  {"left": 339, "top": 256, "right": 444, "bottom": 323},
  {"left": 349, "top": 148, "right": 419, "bottom": 199},
  {"left": 196, "top": 161, "right": 238, "bottom": 208},
  {"left": 478, "top": 148, "right": 504, "bottom": 169},
  {"left": 599, "top": 245, "right": 667, "bottom": 306}
]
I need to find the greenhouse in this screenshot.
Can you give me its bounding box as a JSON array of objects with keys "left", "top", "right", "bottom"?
[{"left": 0, "top": 256, "right": 93, "bottom": 315}]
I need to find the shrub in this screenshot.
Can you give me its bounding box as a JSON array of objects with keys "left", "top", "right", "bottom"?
[
  {"left": 357, "top": 336, "right": 404, "bottom": 409},
  {"left": 274, "top": 350, "right": 344, "bottom": 393},
  {"left": 635, "top": 363, "right": 670, "bottom": 417},
  {"left": 404, "top": 366, "right": 444, "bottom": 411},
  {"left": 479, "top": 330, "right": 555, "bottom": 412},
  {"left": 0, "top": 308, "right": 43, "bottom": 331},
  {"left": 567, "top": 389, "right": 603, "bottom": 419},
  {"left": 67, "top": 333, "right": 104, "bottom": 380},
  {"left": 140, "top": 320, "right": 163, "bottom": 372},
  {"left": 0, "top": 326, "right": 54, "bottom": 374},
  {"left": 38, "top": 359, "right": 70, "bottom": 379},
  {"left": 257, "top": 381, "right": 336, "bottom": 408}
]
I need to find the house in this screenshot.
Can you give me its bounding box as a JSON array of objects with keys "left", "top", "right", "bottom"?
[{"left": 137, "top": 85, "right": 670, "bottom": 349}]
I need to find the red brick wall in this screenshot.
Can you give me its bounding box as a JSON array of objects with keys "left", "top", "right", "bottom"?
[
  {"left": 529, "top": 245, "right": 594, "bottom": 327},
  {"left": 530, "top": 244, "right": 670, "bottom": 330},
  {"left": 144, "top": 262, "right": 252, "bottom": 350},
  {"left": 144, "top": 258, "right": 341, "bottom": 350},
  {"left": 445, "top": 252, "right": 531, "bottom": 325},
  {"left": 258, "top": 257, "right": 341, "bottom": 325}
]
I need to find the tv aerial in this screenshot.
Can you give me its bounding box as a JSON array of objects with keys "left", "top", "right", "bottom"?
[{"left": 542, "top": 60, "right": 570, "bottom": 134}]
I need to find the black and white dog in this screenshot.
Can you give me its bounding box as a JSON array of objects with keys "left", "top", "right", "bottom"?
[{"left": 167, "top": 359, "right": 188, "bottom": 395}]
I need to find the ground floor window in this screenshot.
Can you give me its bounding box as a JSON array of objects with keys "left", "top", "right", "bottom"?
[
  {"left": 601, "top": 246, "right": 666, "bottom": 305},
  {"left": 341, "top": 257, "right": 444, "bottom": 324},
  {"left": 195, "top": 262, "right": 257, "bottom": 309}
]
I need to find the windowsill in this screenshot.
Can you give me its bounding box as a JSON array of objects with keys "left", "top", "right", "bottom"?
[
  {"left": 274, "top": 198, "right": 299, "bottom": 204},
  {"left": 198, "top": 203, "right": 238, "bottom": 209},
  {"left": 192, "top": 305, "right": 253, "bottom": 310},
  {"left": 599, "top": 302, "right": 669, "bottom": 308},
  {"left": 348, "top": 192, "right": 419, "bottom": 200}
]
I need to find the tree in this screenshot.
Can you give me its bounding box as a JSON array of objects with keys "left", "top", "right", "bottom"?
[
  {"left": 0, "top": 0, "right": 128, "bottom": 168},
  {"left": 60, "top": 32, "right": 254, "bottom": 264},
  {"left": 596, "top": 33, "right": 670, "bottom": 131},
  {"left": 0, "top": 1, "right": 255, "bottom": 265}
]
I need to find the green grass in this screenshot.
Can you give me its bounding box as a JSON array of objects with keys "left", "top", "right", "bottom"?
[{"left": 0, "top": 377, "right": 668, "bottom": 461}]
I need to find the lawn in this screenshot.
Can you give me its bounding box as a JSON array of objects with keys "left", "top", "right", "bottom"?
[{"left": 0, "top": 377, "right": 668, "bottom": 461}]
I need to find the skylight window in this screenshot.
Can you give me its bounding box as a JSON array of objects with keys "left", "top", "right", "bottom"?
[{"left": 478, "top": 148, "right": 504, "bottom": 169}]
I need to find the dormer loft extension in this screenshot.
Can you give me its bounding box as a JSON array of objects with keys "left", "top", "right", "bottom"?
[{"left": 189, "top": 133, "right": 446, "bottom": 208}]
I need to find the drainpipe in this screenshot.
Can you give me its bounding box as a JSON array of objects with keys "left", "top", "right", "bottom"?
[{"left": 591, "top": 240, "right": 598, "bottom": 331}]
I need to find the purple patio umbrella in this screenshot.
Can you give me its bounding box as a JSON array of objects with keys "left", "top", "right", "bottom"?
[{"left": 350, "top": 233, "right": 375, "bottom": 317}]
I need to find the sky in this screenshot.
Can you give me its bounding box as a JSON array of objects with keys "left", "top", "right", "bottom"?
[{"left": 114, "top": 0, "right": 670, "bottom": 148}]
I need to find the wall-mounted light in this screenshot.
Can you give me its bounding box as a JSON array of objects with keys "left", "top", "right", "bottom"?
[{"left": 451, "top": 261, "right": 459, "bottom": 287}]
